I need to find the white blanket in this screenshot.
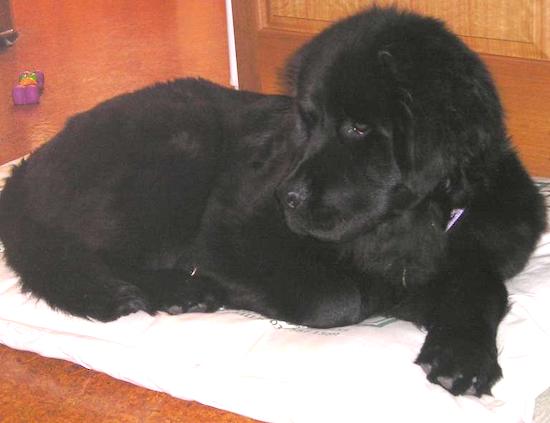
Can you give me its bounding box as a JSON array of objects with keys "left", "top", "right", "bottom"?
[{"left": 0, "top": 162, "right": 549, "bottom": 423}]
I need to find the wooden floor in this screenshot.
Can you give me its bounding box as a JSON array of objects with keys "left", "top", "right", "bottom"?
[
  {"left": 0, "top": 1, "right": 258, "bottom": 421},
  {"left": 0, "top": 345, "right": 258, "bottom": 422},
  {"left": 0, "top": 0, "right": 230, "bottom": 164}
]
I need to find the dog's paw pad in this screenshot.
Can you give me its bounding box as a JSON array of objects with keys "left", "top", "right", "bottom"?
[
  {"left": 112, "top": 285, "right": 150, "bottom": 316},
  {"left": 419, "top": 362, "right": 432, "bottom": 375},
  {"left": 85, "top": 282, "right": 150, "bottom": 321},
  {"left": 416, "top": 330, "right": 501, "bottom": 396},
  {"left": 187, "top": 302, "right": 209, "bottom": 313},
  {"left": 165, "top": 305, "right": 185, "bottom": 315},
  {"left": 436, "top": 375, "right": 455, "bottom": 391},
  {"left": 159, "top": 299, "right": 221, "bottom": 315}
]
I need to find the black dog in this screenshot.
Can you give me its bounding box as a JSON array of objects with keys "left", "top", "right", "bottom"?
[{"left": 0, "top": 7, "right": 546, "bottom": 396}]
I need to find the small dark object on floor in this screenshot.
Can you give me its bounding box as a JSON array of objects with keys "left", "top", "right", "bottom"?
[{"left": 0, "top": 29, "right": 18, "bottom": 49}]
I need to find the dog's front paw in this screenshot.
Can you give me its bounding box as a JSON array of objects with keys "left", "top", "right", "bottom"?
[
  {"left": 83, "top": 281, "right": 151, "bottom": 322},
  {"left": 415, "top": 329, "right": 502, "bottom": 396},
  {"left": 155, "top": 278, "right": 224, "bottom": 315}
]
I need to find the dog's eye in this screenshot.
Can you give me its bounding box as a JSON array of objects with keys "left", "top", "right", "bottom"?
[
  {"left": 341, "top": 121, "right": 371, "bottom": 140},
  {"left": 352, "top": 123, "right": 370, "bottom": 135}
]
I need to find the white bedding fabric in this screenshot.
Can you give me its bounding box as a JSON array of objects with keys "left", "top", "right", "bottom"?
[{"left": 0, "top": 161, "right": 549, "bottom": 423}]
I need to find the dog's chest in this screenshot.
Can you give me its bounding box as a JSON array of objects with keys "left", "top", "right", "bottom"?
[{"left": 346, "top": 211, "right": 448, "bottom": 291}]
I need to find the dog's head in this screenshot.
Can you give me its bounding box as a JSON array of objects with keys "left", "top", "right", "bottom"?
[{"left": 277, "top": 7, "right": 505, "bottom": 242}]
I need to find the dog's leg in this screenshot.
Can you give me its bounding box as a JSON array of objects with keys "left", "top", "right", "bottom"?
[
  {"left": 282, "top": 275, "right": 365, "bottom": 328},
  {"left": 110, "top": 267, "right": 226, "bottom": 315},
  {"left": 415, "top": 261, "right": 508, "bottom": 396},
  {"left": 215, "top": 266, "right": 366, "bottom": 329},
  {"left": 0, "top": 216, "right": 151, "bottom": 321},
  {"left": 416, "top": 154, "right": 546, "bottom": 396}
]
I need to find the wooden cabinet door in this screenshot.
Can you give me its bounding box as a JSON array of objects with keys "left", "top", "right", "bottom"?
[{"left": 232, "top": 0, "right": 550, "bottom": 177}]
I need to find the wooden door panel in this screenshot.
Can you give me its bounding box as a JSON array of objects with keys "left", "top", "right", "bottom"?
[
  {"left": 233, "top": 1, "right": 550, "bottom": 176},
  {"left": 484, "top": 56, "right": 550, "bottom": 177},
  {"left": 261, "top": 0, "right": 549, "bottom": 59},
  {"left": 413, "top": 0, "right": 549, "bottom": 60},
  {"left": 260, "top": 0, "right": 405, "bottom": 33}
]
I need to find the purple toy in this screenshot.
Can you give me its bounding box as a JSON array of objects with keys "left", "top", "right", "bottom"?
[{"left": 12, "top": 70, "right": 44, "bottom": 105}]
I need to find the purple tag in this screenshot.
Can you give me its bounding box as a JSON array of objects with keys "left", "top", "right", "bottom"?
[{"left": 445, "top": 208, "right": 465, "bottom": 232}]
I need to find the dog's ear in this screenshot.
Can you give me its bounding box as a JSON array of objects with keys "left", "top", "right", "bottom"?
[
  {"left": 378, "top": 49, "right": 445, "bottom": 202},
  {"left": 377, "top": 50, "right": 417, "bottom": 180},
  {"left": 285, "top": 48, "right": 305, "bottom": 96},
  {"left": 285, "top": 31, "right": 341, "bottom": 97},
  {"left": 285, "top": 39, "right": 323, "bottom": 97},
  {"left": 377, "top": 50, "right": 399, "bottom": 79}
]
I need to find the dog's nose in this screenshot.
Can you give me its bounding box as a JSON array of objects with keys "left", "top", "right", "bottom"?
[{"left": 285, "top": 191, "right": 306, "bottom": 209}]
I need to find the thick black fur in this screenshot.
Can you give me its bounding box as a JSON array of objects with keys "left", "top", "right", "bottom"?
[{"left": 0, "top": 8, "right": 546, "bottom": 396}]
